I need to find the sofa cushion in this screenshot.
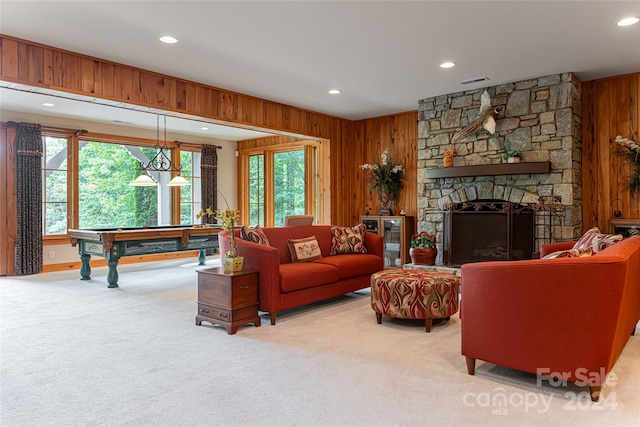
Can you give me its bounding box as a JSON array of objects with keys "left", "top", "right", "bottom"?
[
  {"left": 542, "top": 247, "right": 594, "bottom": 259},
  {"left": 573, "top": 227, "right": 623, "bottom": 253},
  {"left": 330, "top": 223, "right": 368, "bottom": 255},
  {"left": 288, "top": 236, "right": 322, "bottom": 262},
  {"left": 279, "top": 262, "right": 340, "bottom": 292},
  {"left": 241, "top": 225, "right": 270, "bottom": 246},
  {"left": 314, "top": 253, "right": 382, "bottom": 280}
]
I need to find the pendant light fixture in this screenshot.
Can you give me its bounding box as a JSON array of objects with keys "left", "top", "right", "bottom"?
[{"left": 130, "top": 115, "right": 191, "bottom": 186}]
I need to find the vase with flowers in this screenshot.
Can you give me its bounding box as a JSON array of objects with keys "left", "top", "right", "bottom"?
[
  {"left": 359, "top": 147, "right": 405, "bottom": 215},
  {"left": 214, "top": 194, "right": 243, "bottom": 272},
  {"left": 615, "top": 135, "right": 640, "bottom": 197}
]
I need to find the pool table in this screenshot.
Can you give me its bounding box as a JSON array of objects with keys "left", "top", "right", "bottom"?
[{"left": 69, "top": 225, "right": 221, "bottom": 288}]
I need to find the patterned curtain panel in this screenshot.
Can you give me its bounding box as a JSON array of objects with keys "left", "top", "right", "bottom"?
[
  {"left": 200, "top": 145, "right": 218, "bottom": 224},
  {"left": 15, "top": 123, "right": 43, "bottom": 275}
]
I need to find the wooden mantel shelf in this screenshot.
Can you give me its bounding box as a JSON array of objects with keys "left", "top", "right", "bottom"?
[{"left": 425, "top": 162, "right": 551, "bottom": 179}]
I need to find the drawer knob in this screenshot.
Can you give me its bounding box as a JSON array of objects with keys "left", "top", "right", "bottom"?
[
  {"left": 240, "top": 285, "right": 249, "bottom": 289},
  {"left": 200, "top": 308, "right": 209, "bottom": 313}
]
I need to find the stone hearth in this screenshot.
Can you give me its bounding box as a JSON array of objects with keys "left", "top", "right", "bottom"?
[{"left": 416, "top": 73, "right": 582, "bottom": 264}]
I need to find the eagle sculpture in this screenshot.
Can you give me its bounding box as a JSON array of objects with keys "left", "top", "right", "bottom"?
[{"left": 451, "top": 90, "right": 504, "bottom": 144}]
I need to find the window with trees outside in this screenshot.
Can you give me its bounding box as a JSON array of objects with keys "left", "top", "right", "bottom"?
[
  {"left": 40, "top": 128, "right": 203, "bottom": 241},
  {"left": 240, "top": 143, "right": 319, "bottom": 227},
  {"left": 42, "top": 134, "right": 70, "bottom": 237}
]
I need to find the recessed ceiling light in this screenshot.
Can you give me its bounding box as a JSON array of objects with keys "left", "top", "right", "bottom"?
[
  {"left": 42, "top": 102, "right": 55, "bottom": 107},
  {"left": 159, "top": 36, "right": 178, "bottom": 44},
  {"left": 201, "top": 127, "right": 209, "bottom": 131},
  {"left": 328, "top": 89, "right": 341, "bottom": 95},
  {"left": 617, "top": 17, "right": 639, "bottom": 26},
  {"left": 440, "top": 62, "right": 456, "bottom": 69}
]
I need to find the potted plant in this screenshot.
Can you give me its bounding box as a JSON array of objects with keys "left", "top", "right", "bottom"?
[
  {"left": 409, "top": 231, "right": 437, "bottom": 266},
  {"left": 502, "top": 150, "right": 523, "bottom": 163},
  {"left": 214, "top": 198, "right": 243, "bottom": 272}
]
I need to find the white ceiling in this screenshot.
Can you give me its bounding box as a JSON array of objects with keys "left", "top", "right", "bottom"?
[{"left": 1, "top": 1, "right": 639, "bottom": 136}]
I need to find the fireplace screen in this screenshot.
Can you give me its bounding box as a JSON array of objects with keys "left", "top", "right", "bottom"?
[{"left": 443, "top": 201, "right": 535, "bottom": 267}]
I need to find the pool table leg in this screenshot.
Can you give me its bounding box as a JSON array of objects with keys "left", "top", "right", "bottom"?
[
  {"left": 198, "top": 249, "right": 207, "bottom": 265},
  {"left": 80, "top": 254, "right": 92, "bottom": 280},
  {"left": 107, "top": 259, "right": 119, "bottom": 288}
]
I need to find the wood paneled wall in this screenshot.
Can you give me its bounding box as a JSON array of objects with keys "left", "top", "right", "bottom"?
[
  {"left": 583, "top": 73, "right": 640, "bottom": 231},
  {"left": 0, "top": 35, "right": 421, "bottom": 227},
  {"left": 351, "top": 112, "right": 419, "bottom": 225},
  {"left": 0, "top": 35, "right": 359, "bottom": 225},
  {"left": 5, "top": 35, "right": 635, "bottom": 234}
]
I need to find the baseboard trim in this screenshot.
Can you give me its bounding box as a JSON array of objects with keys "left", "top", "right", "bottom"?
[{"left": 42, "top": 251, "right": 204, "bottom": 273}]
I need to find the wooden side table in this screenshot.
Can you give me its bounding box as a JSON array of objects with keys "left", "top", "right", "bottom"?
[{"left": 195, "top": 267, "right": 261, "bottom": 334}]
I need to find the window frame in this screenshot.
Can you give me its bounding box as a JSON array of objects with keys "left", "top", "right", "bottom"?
[
  {"left": 41, "top": 128, "right": 75, "bottom": 244},
  {"left": 238, "top": 140, "right": 320, "bottom": 227}
]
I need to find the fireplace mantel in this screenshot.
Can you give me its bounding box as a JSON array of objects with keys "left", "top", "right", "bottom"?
[{"left": 425, "top": 162, "right": 551, "bottom": 179}]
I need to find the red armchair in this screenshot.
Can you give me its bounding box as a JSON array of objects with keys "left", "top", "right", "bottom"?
[{"left": 460, "top": 236, "right": 640, "bottom": 401}]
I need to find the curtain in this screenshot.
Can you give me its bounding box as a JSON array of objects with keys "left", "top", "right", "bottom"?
[
  {"left": 15, "top": 122, "right": 43, "bottom": 275},
  {"left": 200, "top": 145, "right": 218, "bottom": 224}
]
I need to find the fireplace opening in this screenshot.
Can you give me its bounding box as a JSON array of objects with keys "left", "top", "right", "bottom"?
[{"left": 443, "top": 200, "right": 535, "bottom": 267}]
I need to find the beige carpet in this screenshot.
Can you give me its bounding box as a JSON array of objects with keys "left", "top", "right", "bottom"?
[{"left": 1, "top": 257, "right": 639, "bottom": 426}]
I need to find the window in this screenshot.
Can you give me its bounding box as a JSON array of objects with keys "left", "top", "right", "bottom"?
[
  {"left": 248, "top": 154, "right": 264, "bottom": 226},
  {"left": 39, "top": 128, "right": 205, "bottom": 239},
  {"left": 179, "top": 150, "right": 201, "bottom": 224},
  {"left": 78, "top": 140, "right": 163, "bottom": 228},
  {"left": 240, "top": 143, "right": 319, "bottom": 227},
  {"left": 273, "top": 149, "right": 305, "bottom": 226},
  {"left": 42, "top": 135, "right": 70, "bottom": 236}
]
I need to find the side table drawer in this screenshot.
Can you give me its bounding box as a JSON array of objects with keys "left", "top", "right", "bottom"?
[
  {"left": 197, "top": 303, "right": 230, "bottom": 322},
  {"left": 232, "top": 274, "right": 259, "bottom": 306}
]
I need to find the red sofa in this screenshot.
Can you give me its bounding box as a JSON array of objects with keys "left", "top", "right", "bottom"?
[
  {"left": 460, "top": 236, "right": 640, "bottom": 401},
  {"left": 219, "top": 225, "right": 384, "bottom": 325}
]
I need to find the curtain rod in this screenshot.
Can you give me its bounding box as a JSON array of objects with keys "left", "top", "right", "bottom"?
[{"left": 174, "top": 140, "right": 222, "bottom": 149}]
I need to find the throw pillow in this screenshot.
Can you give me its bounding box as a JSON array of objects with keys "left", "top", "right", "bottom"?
[
  {"left": 288, "top": 236, "right": 322, "bottom": 262},
  {"left": 572, "top": 227, "right": 622, "bottom": 253},
  {"left": 572, "top": 227, "right": 602, "bottom": 250},
  {"left": 542, "top": 247, "right": 594, "bottom": 259},
  {"left": 590, "top": 233, "right": 623, "bottom": 253},
  {"left": 240, "top": 225, "right": 270, "bottom": 246},
  {"left": 330, "top": 223, "right": 368, "bottom": 255}
]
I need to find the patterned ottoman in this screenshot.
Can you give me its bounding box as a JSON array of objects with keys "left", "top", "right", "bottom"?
[{"left": 370, "top": 269, "right": 459, "bottom": 332}]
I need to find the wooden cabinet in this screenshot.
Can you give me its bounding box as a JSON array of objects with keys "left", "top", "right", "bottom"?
[
  {"left": 196, "top": 267, "right": 261, "bottom": 334},
  {"left": 360, "top": 216, "right": 415, "bottom": 268}
]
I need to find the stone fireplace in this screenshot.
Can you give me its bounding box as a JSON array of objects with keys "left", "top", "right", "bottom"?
[{"left": 416, "top": 73, "right": 582, "bottom": 264}]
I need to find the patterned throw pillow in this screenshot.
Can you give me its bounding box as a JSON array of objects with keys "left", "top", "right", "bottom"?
[
  {"left": 330, "top": 223, "right": 368, "bottom": 255},
  {"left": 240, "top": 225, "right": 270, "bottom": 246},
  {"left": 288, "top": 236, "right": 322, "bottom": 262},
  {"left": 572, "top": 227, "right": 602, "bottom": 250},
  {"left": 572, "top": 227, "right": 622, "bottom": 253},
  {"left": 542, "top": 247, "right": 594, "bottom": 259}
]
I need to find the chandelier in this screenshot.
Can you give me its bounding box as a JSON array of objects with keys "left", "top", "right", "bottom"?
[{"left": 130, "top": 115, "right": 190, "bottom": 187}]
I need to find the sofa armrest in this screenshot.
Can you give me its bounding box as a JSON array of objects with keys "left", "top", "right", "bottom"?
[
  {"left": 364, "top": 232, "right": 384, "bottom": 259},
  {"left": 539, "top": 240, "right": 576, "bottom": 257},
  {"left": 220, "top": 231, "right": 281, "bottom": 313}
]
